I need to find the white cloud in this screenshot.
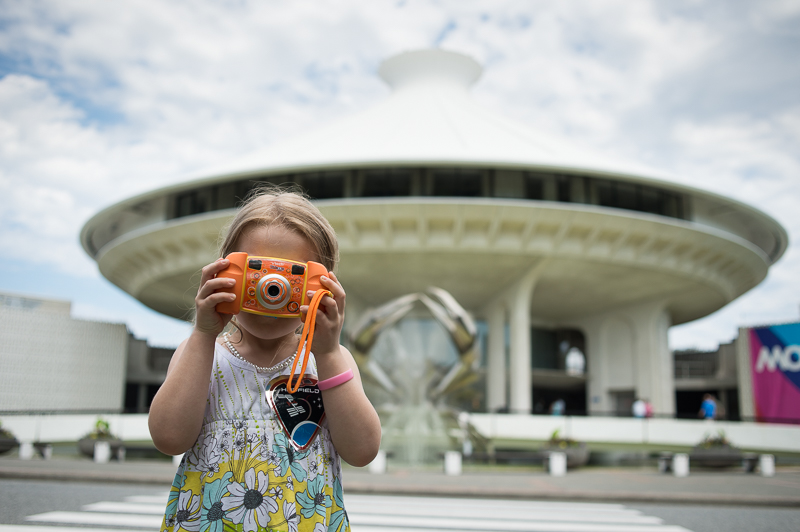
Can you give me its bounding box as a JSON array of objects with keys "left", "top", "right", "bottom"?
[
  {"left": 447, "top": 0, "right": 716, "bottom": 148},
  {"left": 0, "top": 75, "right": 99, "bottom": 274},
  {"left": 0, "top": 0, "right": 797, "bottom": 349},
  {"left": 664, "top": 108, "right": 800, "bottom": 349}
]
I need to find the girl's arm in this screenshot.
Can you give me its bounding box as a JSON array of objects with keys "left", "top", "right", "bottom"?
[
  {"left": 315, "top": 345, "right": 382, "bottom": 467},
  {"left": 148, "top": 258, "right": 236, "bottom": 455},
  {"left": 303, "top": 272, "right": 382, "bottom": 467}
]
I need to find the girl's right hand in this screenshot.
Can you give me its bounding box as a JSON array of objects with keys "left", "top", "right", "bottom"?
[{"left": 194, "top": 258, "right": 237, "bottom": 336}]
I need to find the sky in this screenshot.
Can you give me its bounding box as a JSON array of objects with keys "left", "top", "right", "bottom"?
[{"left": 0, "top": 0, "right": 798, "bottom": 349}]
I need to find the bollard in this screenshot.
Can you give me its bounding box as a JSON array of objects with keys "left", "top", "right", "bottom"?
[
  {"left": 672, "top": 453, "right": 689, "bottom": 477},
  {"left": 548, "top": 452, "right": 567, "bottom": 477},
  {"left": 368, "top": 450, "right": 387, "bottom": 474},
  {"left": 462, "top": 439, "right": 473, "bottom": 457},
  {"left": 759, "top": 454, "right": 775, "bottom": 477},
  {"left": 40, "top": 444, "right": 53, "bottom": 460},
  {"left": 658, "top": 453, "right": 672, "bottom": 473},
  {"left": 94, "top": 441, "right": 111, "bottom": 463},
  {"left": 444, "top": 451, "right": 462, "bottom": 476},
  {"left": 18, "top": 442, "right": 34, "bottom": 460},
  {"left": 172, "top": 453, "right": 184, "bottom": 467}
]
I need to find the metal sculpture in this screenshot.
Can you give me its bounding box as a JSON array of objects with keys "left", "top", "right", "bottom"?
[
  {"left": 348, "top": 287, "right": 480, "bottom": 465},
  {"left": 349, "top": 287, "right": 478, "bottom": 401}
]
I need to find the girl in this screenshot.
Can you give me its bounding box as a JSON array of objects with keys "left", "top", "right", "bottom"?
[{"left": 149, "top": 187, "right": 382, "bottom": 532}]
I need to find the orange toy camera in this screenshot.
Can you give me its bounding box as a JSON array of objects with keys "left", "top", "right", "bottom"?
[{"left": 215, "top": 252, "right": 328, "bottom": 317}]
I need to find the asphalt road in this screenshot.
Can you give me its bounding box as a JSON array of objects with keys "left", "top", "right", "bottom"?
[
  {"left": 0, "top": 478, "right": 165, "bottom": 526},
  {"left": 2, "top": 478, "right": 799, "bottom": 532},
  {"left": 629, "top": 503, "right": 800, "bottom": 532}
]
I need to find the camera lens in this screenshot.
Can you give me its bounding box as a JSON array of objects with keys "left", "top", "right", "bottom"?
[
  {"left": 263, "top": 281, "right": 284, "bottom": 302},
  {"left": 256, "top": 274, "right": 291, "bottom": 310}
]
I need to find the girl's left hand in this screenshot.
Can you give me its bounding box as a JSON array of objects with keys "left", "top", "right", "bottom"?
[{"left": 300, "top": 271, "right": 346, "bottom": 358}]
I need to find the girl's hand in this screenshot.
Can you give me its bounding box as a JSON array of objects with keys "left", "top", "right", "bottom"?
[
  {"left": 194, "top": 258, "right": 236, "bottom": 336},
  {"left": 301, "top": 271, "right": 346, "bottom": 358}
]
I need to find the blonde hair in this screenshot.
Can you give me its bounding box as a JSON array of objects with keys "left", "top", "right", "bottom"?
[{"left": 219, "top": 184, "right": 339, "bottom": 271}]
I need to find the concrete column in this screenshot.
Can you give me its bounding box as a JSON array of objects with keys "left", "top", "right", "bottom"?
[
  {"left": 509, "top": 287, "right": 532, "bottom": 413},
  {"left": 137, "top": 383, "right": 148, "bottom": 413},
  {"left": 508, "top": 263, "right": 545, "bottom": 414},
  {"left": 736, "top": 327, "right": 755, "bottom": 420},
  {"left": 634, "top": 302, "right": 674, "bottom": 417},
  {"left": 572, "top": 316, "right": 609, "bottom": 415},
  {"left": 486, "top": 304, "right": 507, "bottom": 412},
  {"left": 574, "top": 300, "right": 674, "bottom": 417}
]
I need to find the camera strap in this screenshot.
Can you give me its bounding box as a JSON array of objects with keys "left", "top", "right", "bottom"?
[{"left": 286, "top": 288, "right": 333, "bottom": 394}]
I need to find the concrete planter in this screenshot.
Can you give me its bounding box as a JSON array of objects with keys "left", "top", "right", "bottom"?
[
  {"left": 78, "top": 437, "right": 123, "bottom": 459},
  {"left": 543, "top": 442, "right": 590, "bottom": 468},
  {"left": 690, "top": 445, "right": 744, "bottom": 468},
  {"left": 0, "top": 437, "right": 19, "bottom": 455}
]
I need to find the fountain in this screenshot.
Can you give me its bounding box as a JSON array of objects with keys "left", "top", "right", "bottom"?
[{"left": 349, "top": 288, "right": 485, "bottom": 467}]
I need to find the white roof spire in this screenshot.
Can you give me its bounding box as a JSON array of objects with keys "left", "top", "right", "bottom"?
[
  {"left": 194, "top": 48, "right": 689, "bottom": 182},
  {"left": 378, "top": 49, "right": 482, "bottom": 91}
]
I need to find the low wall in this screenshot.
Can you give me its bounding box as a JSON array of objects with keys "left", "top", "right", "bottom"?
[
  {"left": 467, "top": 414, "right": 800, "bottom": 454},
  {"left": 1, "top": 413, "right": 151, "bottom": 443},
  {"left": 3, "top": 413, "right": 799, "bottom": 454}
]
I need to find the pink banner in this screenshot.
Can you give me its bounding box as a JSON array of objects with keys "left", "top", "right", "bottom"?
[{"left": 749, "top": 323, "right": 800, "bottom": 423}]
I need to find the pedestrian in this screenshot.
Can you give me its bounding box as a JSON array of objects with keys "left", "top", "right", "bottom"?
[
  {"left": 632, "top": 398, "right": 646, "bottom": 418},
  {"left": 550, "top": 398, "right": 566, "bottom": 416},
  {"left": 698, "top": 393, "right": 717, "bottom": 420},
  {"left": 565, "top": 347, "right": 586, "bottom": 375},
  {"left": 149, "top": 186, "right": 381, "bottom": 532},
  {"left": 644, "top": 399, "right": 654, "bottom": 418}
]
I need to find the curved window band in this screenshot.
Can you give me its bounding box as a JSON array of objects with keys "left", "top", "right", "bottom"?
[{"left": 169, "top": 167, "right": 690, "bottom": 222}]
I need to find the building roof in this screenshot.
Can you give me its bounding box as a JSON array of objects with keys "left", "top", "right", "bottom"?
[
  {"left": 83, "top": 49, "right": 786, "bottom": 266},
  {"left": 200, "top": 49, "right": 665, "bottom": 180},
  {"left": 79, "top": 49, "right": 788, "bottom": 323}
]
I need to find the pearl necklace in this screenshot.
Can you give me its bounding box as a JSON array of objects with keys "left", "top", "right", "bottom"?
[{"left": 222, "top": 333, "right": 296, "bottom": 373}]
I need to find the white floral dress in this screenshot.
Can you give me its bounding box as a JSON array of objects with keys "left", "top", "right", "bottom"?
[{"left": 161, "top": 342, "right": 350, "bottom": 532}]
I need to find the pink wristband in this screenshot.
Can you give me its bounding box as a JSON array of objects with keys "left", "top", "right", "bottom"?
[{"left": 317, "top": 369, "right": 354, "bottom": 391}]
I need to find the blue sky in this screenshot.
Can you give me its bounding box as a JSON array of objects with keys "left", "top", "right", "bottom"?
[{"left": 0, "top": 0, "right": 798, "bottom": 348}]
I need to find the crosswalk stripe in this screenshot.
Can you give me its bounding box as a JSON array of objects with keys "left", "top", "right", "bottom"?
[
  {"left": 346, "top": 504, "right": 663, "bottom": 524},
  {"left": 351, "top": 527, "right": 692, "bottom": 532},
  {"left": 18, "top": 491, "right": 694, "bottom": 532},
  {"left": 84, "top": 502, "right": 165, "bottom": 514},
  {"left": 347, "top": 494, "right": 631, "bottom": 512},
  {"left": 349, "top": 513, "right": 689, "bottom": 532},
  {"left": 25, "top": 511, "right": 162, "bottom": 528},
  {"left": 346, "top": 497, "right": 654, "bottom": 521},
  {"left": 81, "top": 498, "right": 660, "bottom": 525},
  {"left": 69, "top": 501, "right": 663, "bottom": 525},
  {"left": 125, "top": 493, "right": 171, "bottom": 504}
]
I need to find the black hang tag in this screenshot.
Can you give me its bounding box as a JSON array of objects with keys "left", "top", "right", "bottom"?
[{"left": 266, "top": 376, "right": 325, "bottom": 451}]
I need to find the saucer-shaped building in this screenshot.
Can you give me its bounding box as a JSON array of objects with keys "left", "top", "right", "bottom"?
[{"left": 81, "top": 50, "right": 787, "bottom": 417}]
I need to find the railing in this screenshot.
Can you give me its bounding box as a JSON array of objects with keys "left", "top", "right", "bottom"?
[
  {"left": 674, "top": 359, "right": 718, "bottom": 379},
  {"left": 468, "top": 413, "right": 800, "bottom": 454}
]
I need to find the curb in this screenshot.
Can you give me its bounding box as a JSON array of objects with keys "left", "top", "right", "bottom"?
[
  {"left": 343, "top": 481, "right": 800, "bottom": 508},
  {"left": 2, "top": 461, "right": 799, "bottom": 509},
  {"left": 0, "top": 466, "right": 174, "bottom": 485}
]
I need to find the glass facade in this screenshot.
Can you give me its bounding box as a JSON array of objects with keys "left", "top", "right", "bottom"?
[
  {"left": 167, "top": 166, "right": 691, "bottom": 222},
  {"left": 530, "top": 327, "right": 586, "bottom": 371}
]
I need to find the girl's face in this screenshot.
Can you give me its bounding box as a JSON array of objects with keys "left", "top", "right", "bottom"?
[{"left": 232, "top": 224, "right": 319, "bottom": 341}]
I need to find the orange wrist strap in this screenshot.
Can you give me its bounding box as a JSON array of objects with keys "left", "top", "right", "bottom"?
[{"left": 287, "top": 289, "right": 333, "bottom": 393}]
